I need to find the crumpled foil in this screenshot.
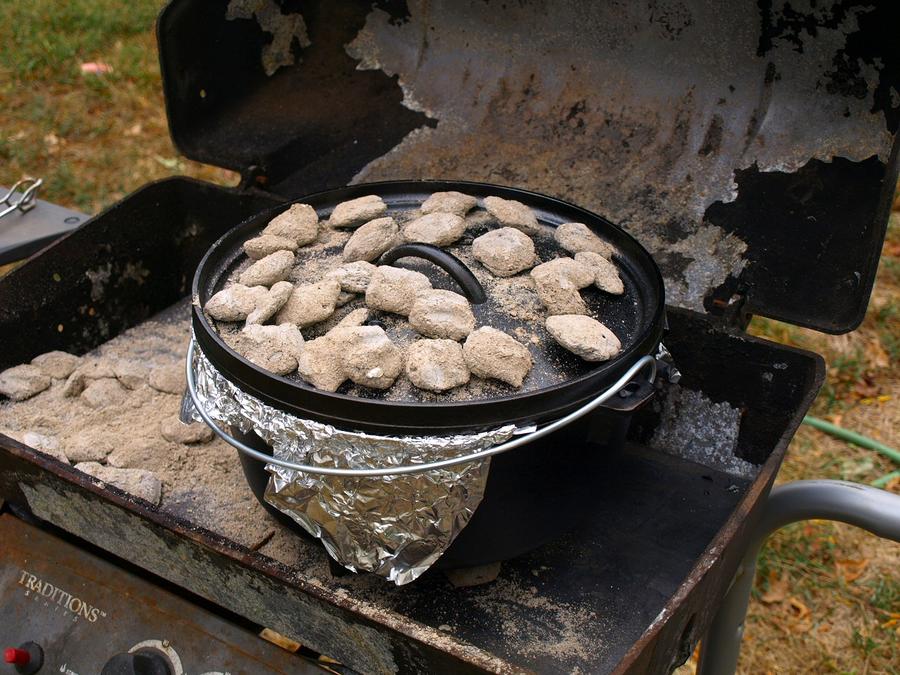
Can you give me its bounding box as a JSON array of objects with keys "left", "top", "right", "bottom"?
[{"left": 190, "top": 340, "right": 525, "bottom": 584}]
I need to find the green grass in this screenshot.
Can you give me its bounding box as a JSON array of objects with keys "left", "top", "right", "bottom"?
[
  {"left": 866, "top": 576, "right": 899, "bottom": 614},
  {"left": 0, "top": 0, "right": 229, "bottom": 212},
  {"left": 0, "top": 1, "right": 162, "bottom": 85}
]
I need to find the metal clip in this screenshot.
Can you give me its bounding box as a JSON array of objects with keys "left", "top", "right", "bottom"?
[
  {"left": 0, "top": 178, "right": 43, "bottom": 221},
  {"left": 655, "top": 342, "right": 682, "bottom": 384}
]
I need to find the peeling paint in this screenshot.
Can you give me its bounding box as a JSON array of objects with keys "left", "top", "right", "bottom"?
[
  {"left": 20, "top": 481, "right": 400, "bottom": 674},
  {"left": 345, "top": 14, "right": 437, "bottom": 118},
  {"left": 226, "top": 0, "right": 311, "bottom": 76},
  {"left": 655, "top": 225, "right": 748, "bottom": 310},
  {"left": 121, "top": 261, "right": 150, "bottom": 286},
  {"left": 340, "top": 1, "right": 892, "bottom": 312},
  {"left": 85, "top": 263, "right": 112, "bottom": 302}
]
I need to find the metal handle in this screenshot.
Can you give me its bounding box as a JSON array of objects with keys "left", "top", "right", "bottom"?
[
  {"left": 185, "top": 340, "right": 657, "bottom": 477},
  {"left": 378, "top": 243, "right": 487, "bottom": 304},
  {"left": 0, "top": 178, "right": 43, "bottom": 221}
]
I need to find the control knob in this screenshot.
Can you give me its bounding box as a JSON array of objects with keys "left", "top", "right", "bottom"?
[{"left": 100, "top": 651, "right": 172, "bottom": 675}]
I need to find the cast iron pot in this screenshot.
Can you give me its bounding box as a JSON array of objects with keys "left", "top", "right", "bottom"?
[{"left": 190, "top": 180, "right": 666, "bottom": 570}]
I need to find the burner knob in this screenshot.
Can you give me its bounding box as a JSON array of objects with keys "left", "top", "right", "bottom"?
[
  {"left": 3, "top": 642, "right": 43, "bottom": 674},
  {"left": 100, "top": 651, "right": 172, "bottom": 675}
]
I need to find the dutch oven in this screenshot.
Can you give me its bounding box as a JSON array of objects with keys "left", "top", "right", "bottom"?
[{"left": 188, "top": 180, "right": 666, "bottom": 570}]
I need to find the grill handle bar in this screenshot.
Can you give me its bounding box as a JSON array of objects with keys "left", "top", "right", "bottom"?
[
  {"left": 185, "top": 340, "right": 657, "bottom": 477},
  {"left": 697, "top": 480, "right": 900, "bottom": 675}
]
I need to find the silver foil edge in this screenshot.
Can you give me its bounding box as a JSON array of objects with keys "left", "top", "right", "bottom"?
[{"left": 190, "top": 338, "right": 523, "bottom": 585}]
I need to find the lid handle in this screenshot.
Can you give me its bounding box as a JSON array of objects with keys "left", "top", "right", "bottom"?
[{"left": 378, "top": 243, "right": 487, "bottom": 304}]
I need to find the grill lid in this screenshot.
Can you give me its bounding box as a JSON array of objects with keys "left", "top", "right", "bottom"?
[{"left": 158, "top": 0, "right": 899, "bottom": 334}]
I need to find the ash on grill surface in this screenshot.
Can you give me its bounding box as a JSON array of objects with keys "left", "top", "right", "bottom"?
[
  {"left": 651, "top": 385, "right": 757, "bottom": 479},
  {"left": 0, "top": 299, "right": 279, "bottom": 550},
  {"left": 211, "top": 201, "right": 641, "bottom": 403},
  {"left": 0, "top": 297, "right": 762, "bottom": 672}
]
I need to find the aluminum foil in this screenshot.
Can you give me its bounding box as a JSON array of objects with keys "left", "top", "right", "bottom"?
[{"left": 190, "top": 340, "right": 525, "bottom": 584}]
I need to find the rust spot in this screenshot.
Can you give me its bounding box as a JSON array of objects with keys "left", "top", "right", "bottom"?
[{"left": 698, "top": 114, "right": 724, "bottom": 156}]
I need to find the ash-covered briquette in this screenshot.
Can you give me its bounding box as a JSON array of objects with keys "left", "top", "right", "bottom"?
[
  {"left": 530, "top": 257, "right": 594, "bottom": 316},
  {"left": 555, "top": 222, "right": 616, "bottom": 258},
  {"left": 472, "top": 227, "right": 537, "bottom": 277},
  {"left": 401, "top": 212, "right": 467, "bottom": 247},
  {"left": 0, "top": 299, "right": 284, "bottom": 542},
  {"left": 297, "top": 323, "right": 402, "bottom": 392},
  {"left": 326, "top": 260, "right": 377, "bottom": 293},
  {"left": 238, "top": 250, "right": 294, "bottom": 287},
  {"left": 260, "top": 203, "right": 319, "bottom": 246},
  {"left": 275, "top": 280, "right": 341, "bottom": 327},
  {"left": 420, "top": 190, "right": 477, "bottom": 217},
  {"left": 575, "top": 251, "right": 624, "bottom": 295},
  {"left": 205, "top": 284, "right": 269, "bottom": 322},
  {"left": 246, "top": 281, "right": 293, "bottom": 325},
  {"left": 408, "top": 290, "right": 475, "bottom": 341},
  {"left": 201, "top": 190, "right": 630, "bottom": 400},
  {"left": 463, "top": 327, "right": 533, "bottom": 388},
  {"left": 343, "top": 216, "right": 399, "bottom": 262},
  {"left": 483, "top": 196, "right": 541, "bottom": 235},
  {"left": 31, "top": 351, "right": 81, "bottom": 379},
  {"left": 0, "top": 365, "right": 51, "bottom": 401},
  {"left": 405, "top": 339, "right": 471, "bottom": 392},
  {"left": 365, "top": 266, "right": 432, "bottom": 316},
  {"left": 545, "top": 315, "right": 621, "bottom": 362},
  {"left": 328, "top": 194, "right": 387, "bottom": 229}
]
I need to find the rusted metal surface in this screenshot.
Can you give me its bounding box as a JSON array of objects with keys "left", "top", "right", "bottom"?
[
  {"left": 0, "top": 298, "right": 824, "bottom": 673},
  {"left": 2, "top": 0, "right": 873, "bottom": 666},
  {"left": 340, "top": 1, "right": 898, "bottom": 330},
  {"left": 159, "top": 0, "right": 897, "bottom": 332},
  {"left": 225, "top": 0, "right": 310, "bottom": 76},
  {"left": 0, "top": 514, "right": 325, "bottom": 673},
  {"left": 0, "top": 438, "right": 513, "bottom": 675}
]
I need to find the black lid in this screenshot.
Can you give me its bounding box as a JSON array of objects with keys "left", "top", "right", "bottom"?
[
  {"left": 158, "top": 0, "right": 899, "bottom": 333},
  {"left": 190, "top": 181, "right": 665, "bottom": 433}
]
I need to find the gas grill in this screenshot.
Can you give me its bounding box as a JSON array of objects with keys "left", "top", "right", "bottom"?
[{"left": 1, "top": 1, "right": 897, "bottom": 673}]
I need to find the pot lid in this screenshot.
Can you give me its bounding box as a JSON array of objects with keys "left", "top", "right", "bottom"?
[
  {"left": 158, "top": 0, "right": 899, "bottom": 334},
  {"left": 192, "top": 182, "right": 665, "bottom": 430}
]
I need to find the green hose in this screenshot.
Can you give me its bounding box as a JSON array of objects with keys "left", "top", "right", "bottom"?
[
  {"left": 802, "top": 416, "right": 900, "bottom": 464},
  {"left": 872, "top": 470, "right": 900, "bottom": 488},
  {"left": 802, "top": 416, "right": 900, "bottom": 488}
]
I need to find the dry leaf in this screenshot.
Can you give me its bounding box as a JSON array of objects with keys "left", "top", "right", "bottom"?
[
  {"left": 865, "top": 339, "right": 890, "bottom": 369},
  {"left": 787, "top": 597, "right": 813, "bottom": 633},
  {"left": 835, "top": 558, "right": 869, "bottom": 584},
  {"left": 760, "top": 572, "right": 789, "bottom": 604},
  {"left": 883, "top": 240, "right": 900, "bottom": 257},
  {"left": 852, "top": 379, "right": 879, "bottom": 399},
  {"left": 788, "top": 596, "right": 810, "bottom": 619}
]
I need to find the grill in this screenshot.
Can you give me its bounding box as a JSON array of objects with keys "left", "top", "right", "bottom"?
[{"left": 1, "top": 1, "right": 897, "bottom": 672}]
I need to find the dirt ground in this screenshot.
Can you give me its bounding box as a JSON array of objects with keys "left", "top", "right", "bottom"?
[{"left": 2, "top": 2, "right": 897, "bottom": 672}]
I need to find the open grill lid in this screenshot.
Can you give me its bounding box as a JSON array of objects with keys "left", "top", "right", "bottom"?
[{"left": 158, "top": 0, "right": 900, "bottom": 334}]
